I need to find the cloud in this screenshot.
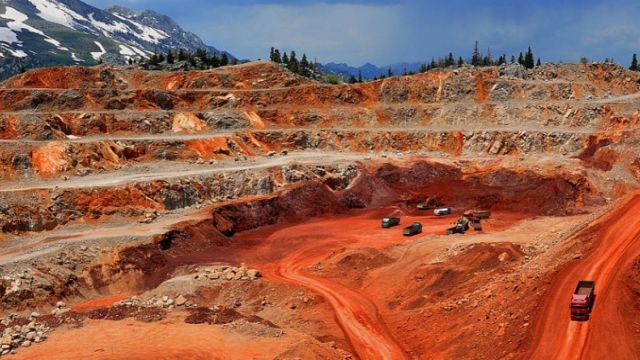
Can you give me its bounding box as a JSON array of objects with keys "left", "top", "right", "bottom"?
[
  {"left": 187, "top": 3, "right": 403, "bottom": 64},
  {"left": 83, "top": 0, "right": 640, "bottom": 66}
]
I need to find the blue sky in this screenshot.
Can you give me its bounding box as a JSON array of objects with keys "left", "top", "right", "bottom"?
[{"left": 84, "top": 0, "right": 640, "bottom": 66}]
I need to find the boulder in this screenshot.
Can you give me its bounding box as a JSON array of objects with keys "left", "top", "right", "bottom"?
[
  {"left": 175, "top": 295, "right": 187, "bottom": 307},
  {"left": 247, "top": 269, "right": 262, "bottom": 280}
]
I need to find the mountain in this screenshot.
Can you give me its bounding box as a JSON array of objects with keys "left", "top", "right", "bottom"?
[
  {"left": 0, "top": 0, "right": 233, "bottom": 79},
  {"left": 321, "top": 61, "right": 424, "bottom": 80}
]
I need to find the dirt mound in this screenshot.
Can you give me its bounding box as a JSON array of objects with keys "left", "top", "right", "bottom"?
[
  {"left": 86, "top": 305, "right": 167, "bottom": 322},
  {"left": 184, "top": 306, "right": 277, "bottom": 327},
  {"left": 401, "top": 243, "right": 524, "bottom": 310}
]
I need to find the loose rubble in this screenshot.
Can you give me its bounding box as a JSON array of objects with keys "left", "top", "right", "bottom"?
[
  {"left": 0, "top": 313, "right": 49, "bottom": 356},
  {"left": 192, "top": 264, "right": 262, "bottom": 282}
]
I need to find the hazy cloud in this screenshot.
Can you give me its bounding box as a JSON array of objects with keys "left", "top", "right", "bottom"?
[{"left": 84, "top": 0, "right": 640, "bottom": 66}]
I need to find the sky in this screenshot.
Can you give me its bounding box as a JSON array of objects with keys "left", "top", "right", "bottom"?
[{"left": 84, "top": 0, "right": 640, "bottom": 67}]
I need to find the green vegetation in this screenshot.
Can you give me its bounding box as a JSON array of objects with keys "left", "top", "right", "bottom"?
[
  {"left": 137, "top": 48, "right": 237, "bottom": 70},
  {"left": 323, "top": 74, "right": 342, "bottom": 84},
  {"left": 417, "top": 41, "right": 541, "bottom": 73},
  {"left": 269, "top": 47, "right": 317, "bottom": 78}
]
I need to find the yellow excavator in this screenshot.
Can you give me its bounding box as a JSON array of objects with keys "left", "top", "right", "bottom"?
[
  {"left": 447, "top": 210, "right": 486, "bottom": 234},
  {"left": 417, "top": 195, "right": 441, "bottom": 210}
]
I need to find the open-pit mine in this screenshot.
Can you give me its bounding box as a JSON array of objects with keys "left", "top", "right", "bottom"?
[{"left": 1, "top": 61, "right": 640, "bottom": 359}]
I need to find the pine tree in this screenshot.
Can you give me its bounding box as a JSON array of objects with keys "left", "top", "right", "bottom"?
[
  {"left": 149, "top": 53, "right": 160, "bottom": 66},
  {"left": 446, "top": 52, "right": 455, "bottom": 67},
  {"left": 358, "top": 70, "right": 363, "bottom": 83},
  {"left": 510, "top": 55, "right": 516, "bottom": 64},
  {"left": 220, "top": 53, "right": 229, "bottom": 66},
  {"left": 419, "top": 63, "right": 428, "bottom": 73},
  {"left": 167, "top": 51, "right": 175, "bottom": 64},
  {"left": 485, "top": 48, "right": 493, "bottom": 66},
  {"left": 524, "top": 47, "right": 535, "bottom": 69},
  {"left": 631, "top": 54, "right": 638, "bottom": 71},
  {"left": 128, "top": 58, "right": 133, "bottom": 65},
  {"left": 270, "top": 47, "right": 276, "bottom": 62},
  {"left": 288, "top": 51, "right": 299, "bottom": 73},
  {"left": 348, "top": 75, "right": 358, "bottom": 84},
  {"left": 195, "top": 48, "right": 208, "bottom": 63},
  {"left": 458, "top": 57, "right": 464, "bottom": 66},
  {"left": 300, "top": 53, "right": 310, "bottom": 76},
  {"left": 518, "top": 52, "right": 524, "bottom": 66},
  {"left": 211, "top": 55, "right": 220, "bottom": 68},
  {"left": 273, "top": 49, "right": 282, "bottom": 63},
  {"left": 387, "top": 67, "right": 393, "bottom": 77},
  {"left": 177, "top": 49, "right": 187, "bottom": 62},
  {"left": 536, "top": 58, "right": 541, "bottom": 67},
  {"left": 471, "top": 40, "right": 481, "bottom": 66}
]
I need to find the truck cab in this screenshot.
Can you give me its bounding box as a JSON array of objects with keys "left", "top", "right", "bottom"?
[
  {"left": 381, "top": 217, "right": 400, "bottom": 228},
  {"left": 434, "top": 207, "right": 452, "bottom": 216}
]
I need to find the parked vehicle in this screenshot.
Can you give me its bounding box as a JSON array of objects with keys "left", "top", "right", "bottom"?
[
  {"left": 447, "top": 216, "right": 470, "bottom": 234},
  {"left": 472, "top": 209, "right": 491, "bottom": 219},
  {"left": 381, "top": 217, "right": 401, "bottom": 228},
  {"left": 434, "top": 207, "right": 452, "bottom": 216},
  {"left": 570, "top": 280, "right": 595, "bottom": 321},
  {"left": 463, "top": 211, "right": 483, "bottom": 231},
  {"left": 403, "top": 222, "right": 423, "bottom": 236}
]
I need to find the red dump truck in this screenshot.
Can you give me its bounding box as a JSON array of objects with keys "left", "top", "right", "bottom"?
[{"left": 570, "top": 280, "right": 595, "bottom": 321}]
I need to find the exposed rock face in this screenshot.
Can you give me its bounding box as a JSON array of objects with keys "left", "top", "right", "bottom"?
[
  {"left": 1, "top": 61, "right": 637, "bottom": 235},
  {"left": 3, "top": 61, "right": 640, "bottom": 360}
]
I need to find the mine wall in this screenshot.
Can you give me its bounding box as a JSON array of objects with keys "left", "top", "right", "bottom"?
[{"left": 0, "top": 159, "right": 598, "bottom": 309}]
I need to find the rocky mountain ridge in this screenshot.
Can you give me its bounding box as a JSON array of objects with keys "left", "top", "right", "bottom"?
[{"left": 0, "top": 0, "right": 232, "bottom": 79}]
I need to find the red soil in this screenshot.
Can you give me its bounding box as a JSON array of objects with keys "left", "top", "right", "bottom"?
[
  {"left": 528, "top": 191, "right": 640, "bottom": 359},
  {"left": 72, "top": 294, "right": 132, "bottom": 312},
  {"left": 14, "top": 315, "right": 311, "bottom": 360},
  {"left": 224, "top": 207, "right": 526, "bottom": 359}
]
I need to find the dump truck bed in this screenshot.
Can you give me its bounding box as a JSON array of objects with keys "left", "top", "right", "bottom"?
[
  {"left": 574, "top": 280, "right": 595, "bottom": 295},
  {"left": 577, "top": 288, "right": 592, "bottom": 295}
]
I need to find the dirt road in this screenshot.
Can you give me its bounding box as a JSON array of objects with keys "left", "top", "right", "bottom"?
[
  {"left": 529, "top": 192, "right": 640, "bottom": 360},
  {"left": 0, "top": 152, "right": 367, "bottom": 192},
  {"left": 273, "top": 242, "right": 408, "bottom": 360},
  {"left": 233, "top": 210, "right": 531, "bottom": 359}
]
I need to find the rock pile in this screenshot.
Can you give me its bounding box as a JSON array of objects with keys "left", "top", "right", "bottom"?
[
  {"left": 50, "top": 301, "right": 69, "bottom": 316},
  {"left": 117, "top": 294, "right": 196, "bottom": 309},
  {"left": 193, "top": 264, "right": 262, "bottom": 282},
  {"left": 0, "top": 313, "right": 49, "bottom": 356}
]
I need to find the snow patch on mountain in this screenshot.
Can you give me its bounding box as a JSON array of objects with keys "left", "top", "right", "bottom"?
[
  {"left": 0, "top": 28, "right": 18, "bottom": 44},
  {"left": 0, "top": 44, "right": 26, "bottom": 57},
  {"left": 2, "top": 7, "right": 43, "bottom": 36},
  {"left": 0, "top": 0, "right": 233, "bottom": 79},
  {"left": 28, "top": 0, "right": 84, "bottom": 29},
  {"left": 87, "top": 12, "right": 128, "bottom": 35},
  {"left": 111, "top": 12, "right": 167, "bottom": 44},
  {"left": 90, "top": 40, "right": 105, "bottom": 60},
  {"left": 2, "top": 6, "right": 71, "bottom": 53}
]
